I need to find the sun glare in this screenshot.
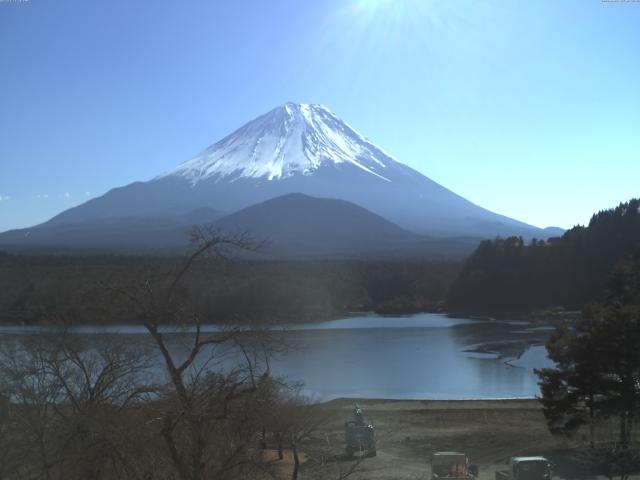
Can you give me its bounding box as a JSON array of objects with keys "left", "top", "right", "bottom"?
[
  {"left": 342, "top": 0, "right": 463, "bottom": 45},
  {"left": 325, "top": 0, "right": 458, "bottom": 67},
  {"left": 352, "top": 0, "right": 431, "bottom": 22},
  {"left": 355, "top": 0, "right": 421, "bottom": 11},
  {"left": 325, "top": 0, "right": 497, "bottom": 68}
]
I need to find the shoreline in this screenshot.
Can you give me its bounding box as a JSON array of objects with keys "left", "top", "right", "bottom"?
[
  {"left": 318, "top": 397, "right": 541, "bottom": 406},
  {"left": 0, "top": 307, "right": 577, "bottom": 328},
  {"left": 447, "top": 308, "right": 581, "bottom": 324}
]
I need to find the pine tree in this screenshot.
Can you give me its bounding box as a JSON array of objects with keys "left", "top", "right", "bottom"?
[{"left": 536, "top": 250, "right": 640, "bottom": 445}]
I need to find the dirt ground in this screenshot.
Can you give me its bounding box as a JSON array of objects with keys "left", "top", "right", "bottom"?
[{"left": 288, "top": 398, "right": 639, "bottom": 480}]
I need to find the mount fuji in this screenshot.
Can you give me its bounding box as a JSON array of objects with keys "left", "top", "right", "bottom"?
[{"left": 0, "top": 103, "right": 556, "bottom": 257}]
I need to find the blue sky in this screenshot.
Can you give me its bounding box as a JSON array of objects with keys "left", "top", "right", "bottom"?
[{"left": 0, "top": 0, "right": 638, "bottom": 232}]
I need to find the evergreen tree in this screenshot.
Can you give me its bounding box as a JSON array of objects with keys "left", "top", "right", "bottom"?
[
  {"left": 448, "top": 198, "right": 640, "bottom": 313},
  {"left": 536, "top": 250, "right": 640, "bottom": 445}
]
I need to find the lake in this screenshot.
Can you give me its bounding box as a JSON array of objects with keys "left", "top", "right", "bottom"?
[
  {"left": 270, "top": 313, "right": 555, "bottom": 400},
  {"left": 0, "top": 313, "right": 555, "bottom": 401}
]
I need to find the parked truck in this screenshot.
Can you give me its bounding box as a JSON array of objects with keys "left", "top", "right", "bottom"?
[
  {"left": 344, "top": 404, "right": 376, "bottom": 458},
  {"left": 495, "top": 457, "right": 552, "bottom": 480},
  {"left": 431, "top": 452, "right": 478, "bottom": 479}
]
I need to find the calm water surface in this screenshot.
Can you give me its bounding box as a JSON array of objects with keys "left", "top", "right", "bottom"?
[
  {"left": 0, "top": 313, "right": 555, "bottom": 401},
  {"left": 270, "top": 314, "right": 554, "bottom": 400}
]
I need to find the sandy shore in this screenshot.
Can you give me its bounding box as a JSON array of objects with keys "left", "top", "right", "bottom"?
[{"left": 291, "top": 398, "right": 632, "bottom": 480}]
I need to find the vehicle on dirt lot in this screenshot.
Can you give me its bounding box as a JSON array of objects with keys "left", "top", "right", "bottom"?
[
  {"left": 431, "top": 451, "right": 478, "bottom": 479},
  {"left": 495, "top": 456, "right": 552, "bottom": 480},
  {"left": 344, "top": 403, "right": 376, "bottom": 458}
]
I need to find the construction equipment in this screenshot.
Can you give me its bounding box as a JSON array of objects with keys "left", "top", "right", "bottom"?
[
  {"left": 431, "top": 452, "right": 478, "bottom": 479},
  {"left": 344, "top": 403, "right": 376, "bottom": 458},
  {"left": 495, "top": 457, "right": 552, "bottom": 480}
]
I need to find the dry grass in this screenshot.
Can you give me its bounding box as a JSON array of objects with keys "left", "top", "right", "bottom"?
[{"left": 293, "top": 399, "right": 638, "bottom": 480}]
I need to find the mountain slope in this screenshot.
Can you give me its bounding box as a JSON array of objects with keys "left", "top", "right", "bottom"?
[
  {"left": 34, "top": 103, "right": 548, "bottom": 239},
  {"left": 160, "top": 103, "right": 394, "bottom": 183},
  {"left": 0, "top": 193, "right": 480, "bottom": 259},
  {"left": 0, "top": 208, "right": 224, "bottom": 254},
  {"left": 209, "top": 193, "right": 480, "bottom": 259},
  {"left": 212, "top": 193, "right": 423, "bottom": 258}
]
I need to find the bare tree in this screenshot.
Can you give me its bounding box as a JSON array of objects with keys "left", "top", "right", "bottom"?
[
  {"left": 576, "top": 442, "right": 640, "bottom": 480},
  {"left": 0, "top": 333, "right": 155, "bottom": 480},
  {"left": 106, "top": 228, "right": 282, "bottom": 480},
  {"left": 0, "top": 227, "right": 343, "bottom": 480},
  {"left": 259, "top": 385, "right": 370, "bottom": 480}
]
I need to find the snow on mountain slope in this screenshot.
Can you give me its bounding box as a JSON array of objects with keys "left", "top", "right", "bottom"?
[
  {"left": 159, "top": 103, "right": 396, "bottom": 183},
  {"left": 5, "top": 102, "right": 552, "bottom": 243}
]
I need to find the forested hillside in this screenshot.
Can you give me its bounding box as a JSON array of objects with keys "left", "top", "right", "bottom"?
[
  {"left": 0, "top": 253, "right": 459, "bottom": 325},
  {"left": 447, "top": 199, "right": 640, "bottom": 313}
]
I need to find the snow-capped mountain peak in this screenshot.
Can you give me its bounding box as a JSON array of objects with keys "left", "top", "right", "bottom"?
[
  {"left": 159, "top": 103, "right": 402, "bottom": 183},
  {"left": 8, "top": 102, "right": 550, "bottom": 245}
]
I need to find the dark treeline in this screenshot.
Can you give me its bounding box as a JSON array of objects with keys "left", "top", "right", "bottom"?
[
  {"left": 534, "top": 240, "right": 640, "bottom": 478},
  {"left": 447, "top": 198, "right": 640, "bottom": 314},
  {"left": 0, "top": 252, "right": 460, "bottom": 325},
  {"left": 4, "top": 198, "right": 639, "bottom": 323}
]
